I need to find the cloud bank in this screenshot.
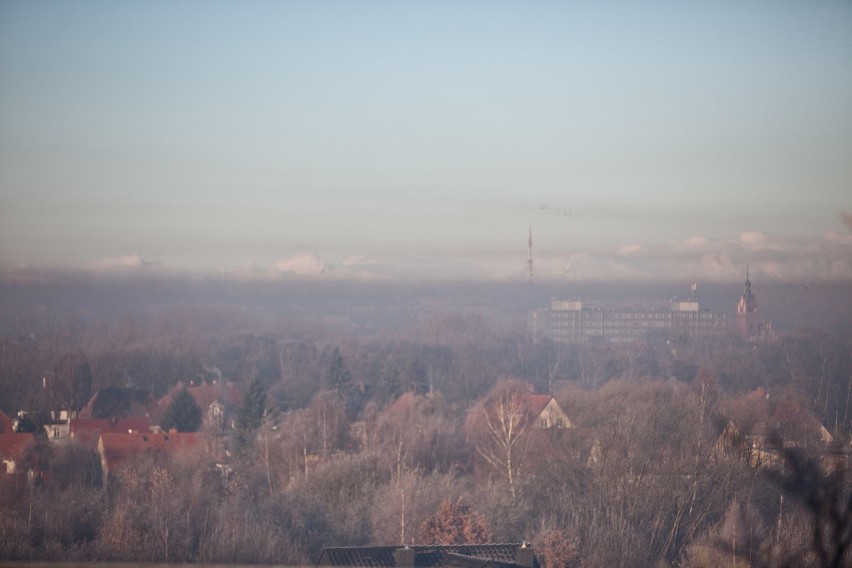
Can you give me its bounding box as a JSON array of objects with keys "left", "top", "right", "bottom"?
[
  {"left": 3, "top": 229, "right": 851, "bottom": 284},
  {"left": 841, "top": 210, "right": 852, "bottom": 233},
  {"left": 540, "top": 231, "right": 852, "bottom": 283}
]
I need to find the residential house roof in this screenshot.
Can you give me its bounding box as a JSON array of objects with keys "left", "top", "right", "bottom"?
[
  {"left": 316, "top": 544, "right": 538, "bottom": 568},
  {"left": 771, "top": 399, "right": 834, "bottom": 444},
  {"left": 98, "top": 431, "right": 202, "bottom": 478},
  {"left": 386, "top": 392, "right": 420, "bottom": 416},
  {"left": 432, "top": 552, "right": 517, "bottom": 568},
  {"left": 522, "top": 394, "right": 572, "bottom": 429},
  {"left": 0, "top": 411, "right": 35, "bottom": 473},
  {"left": 521, "top": 395, "right": 553, "bottom": 417},
  {"left": 78, "top": 387, "right": 157, "bottom": 419},
  {"left": 70, "top": 417, "right": 150, "bottom": 447},
  {"left": 0, "top": 432, "right": 33, "bottom": 458},
  {"left": 717, "top": 390, "right": 843, "bottom": 469}
]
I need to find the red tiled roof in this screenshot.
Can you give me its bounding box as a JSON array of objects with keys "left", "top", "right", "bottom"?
[
  {"left": 0, "top": 432, "right": 34, "bottom": 460},
  {"left": 99, "top": 431, "right": 202, "bottom": 475},
  {"left": 387, "top": 392, "right": 419, "bottom": 416},
  {"left": 771, "top": 399, "right": 831, "bottom": 441},
  {"left": 70, "top": 417, "right": 151, "bottom": 447},
  {"left": 521, "top": 394, "right": 553, "bottom": 417},
  {"left": 0, "top": 411, "right": 36, "bottom": 466},
  {"left": 746, "top": 387, "right": 767, "bottom": 401},
  {"left": 70, "top": 417, "right": 150, "bottom": 435}
]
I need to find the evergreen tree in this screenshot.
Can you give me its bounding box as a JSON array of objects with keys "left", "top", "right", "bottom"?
[
  {"left": 160, "top": 387, "right": 202, "bottom": 432},
  {"left": 407, "top": 355, "right": 429, "bottom": 394},
  {"left": 236, "top": 377, "right": 266, "bottom": 434},
  {"left": 324, "top": 347, "right": 352, "bottom": 394},
  {"left": 53, "top": 350, "right": 93, "bottom": 411},
  {"left": 12, "top": 411, "right": 40, "bottom": 434}
]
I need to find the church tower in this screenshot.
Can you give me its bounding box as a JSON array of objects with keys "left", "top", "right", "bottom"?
[
  {"left": 736, "top": 267, "right": 772, "bottom": 340},
  {"left": 736, "top": 266, "right": 758, "bottom": 316}
]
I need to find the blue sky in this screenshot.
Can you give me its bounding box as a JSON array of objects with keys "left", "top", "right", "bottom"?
[{"left": 1, "top": 1, "right": 850, "bottom": 282}]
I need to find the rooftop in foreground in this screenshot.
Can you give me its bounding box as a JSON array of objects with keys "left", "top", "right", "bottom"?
[{"left": 316, "top": 544, "right": 539, "bottom": 568}]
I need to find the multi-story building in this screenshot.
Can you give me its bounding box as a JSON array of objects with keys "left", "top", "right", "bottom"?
[
  {"left": 534, "top": 295, "right": 727, "bottom": 344},
  {"left": 534, "top": 276, "right": 776, "bottom": 344},
  {"left": 531, "top": 269, "right": 775, "bottom": 343}
]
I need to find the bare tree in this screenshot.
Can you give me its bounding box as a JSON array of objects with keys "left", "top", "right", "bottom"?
[
  {"left": 535, "top": 526, "right": 580, "bottom": 568},
  {"left": 466, "top": 379, "right": 533, "bottom": 503}
]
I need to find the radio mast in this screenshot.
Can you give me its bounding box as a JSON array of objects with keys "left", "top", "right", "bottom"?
[{"left": 527, "top": 226, "right": 534, "bottom": 301}]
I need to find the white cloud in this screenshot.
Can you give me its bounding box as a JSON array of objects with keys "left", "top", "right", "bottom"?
[
  {"left": 64, "top": 228, "right": 852, "bottom": 283},
  {"left": 697, "top": 251, "right": 738, "bottom": 281},
  {"left": 738, "top": 231, "right": 768, "bottom": 250},
  {"left": 340, "top": 255, "right": 377, "bottom": 268},
  {"left": 684, "top": 235, "right": 710, "bottom": 247},
  {"left": 525, "top": 229, "right": 852, "bottom": 282},
  {"left": 97, "top": 253, "right": 147, "bottom": 268},
  {"left": 273, "top": 254, "right": 322, "bottom": 275},
  {"left": 617, "top": 243, "right": 643, "bottom": 256},
  {"left": 824, "top": 231, "right": 852, "bottom": 246}
]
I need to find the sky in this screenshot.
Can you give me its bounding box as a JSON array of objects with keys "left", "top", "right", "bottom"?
[{"left": 1, "top": 1, "right": 851, "bottom": 283}]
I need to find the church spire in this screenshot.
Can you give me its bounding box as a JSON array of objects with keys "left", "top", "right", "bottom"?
[
  {"left": 735, "top": 265, "right": 773, "bottom": 340},
  {"left": 744, "top": 265, "right": 752, "bottom": 298},
  {"left": 738, "top": 266, "right": 757, "bottom": 315}
]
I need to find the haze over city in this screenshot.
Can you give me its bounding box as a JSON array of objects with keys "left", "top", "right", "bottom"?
[
  {"left": 1, "top": 1, "right": 851, "bottom": 283},
  {"left": 4, "top": 5, "right": 852, "bottom": 567}
]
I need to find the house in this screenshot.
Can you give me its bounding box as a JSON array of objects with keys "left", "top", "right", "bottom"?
[
  {"left": 98, "top": 431, "right": 202, "bottom": 480},
  {"left": 157, "top": 381, "right": 241, "bottom": 431},
  {"left": 0, "top": 410, "right": 35, "bottom": 474},
  {"left": 42, "top": 409, "right": 77, "bottom": 442},
  {"left": 316, "top": 544, "right": 539, "bottom": 568},
  {"left": 715, "top": 388, "right": 845, "bottom": 471},
  {"left": 78, "top": 386, "right": 158, "bottom": 420},
  {"left": 69, "top": 417, "right": 151, "bottom": 448},
  {"left": 522, "top": 394, "right": 572, "bottom": 429}
]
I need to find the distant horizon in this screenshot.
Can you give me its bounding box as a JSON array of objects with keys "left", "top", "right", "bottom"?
[
  {"left": 2, "top": 271, "right": 851, "bottom": 339},
  {"left": 3, "top": 255, "right": 852, "bottom": 286}
]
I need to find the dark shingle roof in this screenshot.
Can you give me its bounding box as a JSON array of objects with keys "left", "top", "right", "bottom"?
[
  {"left": 433, "top": 552, "right": 516, "bottom": 568},
  {"left": 320, "top": 547, "right": 397, "bottom": 567},
  {"left": 316, "top": 544, "right": 537, "bottom": 568}
]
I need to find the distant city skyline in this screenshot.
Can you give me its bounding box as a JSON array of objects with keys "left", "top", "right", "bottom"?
[{"left": 1, "top": 1, "right": 850, "bottom": 282}]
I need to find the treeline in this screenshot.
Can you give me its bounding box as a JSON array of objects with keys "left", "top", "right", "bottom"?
[
  {"left": 3, "top": 306, "right": 851, "bottom": 423},
  {"left": 1, "top": 306, "right": 851, "bottom": 566}
]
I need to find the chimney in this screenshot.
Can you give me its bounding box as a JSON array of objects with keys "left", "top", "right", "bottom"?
[
  {"left": 515, "top": 543, "right": 535, "bottom": 568},
  {"left": 394, "top": 546, "right": 415, "bottom": 568}
]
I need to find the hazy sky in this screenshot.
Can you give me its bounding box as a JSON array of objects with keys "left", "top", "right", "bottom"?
[{"left": 1, "top": 1, "right": 851, "bottom": 282}]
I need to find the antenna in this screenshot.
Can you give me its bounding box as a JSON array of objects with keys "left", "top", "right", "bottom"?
[
  {"left": 317, "top": 254, "right": 325, "bottom": 286},
  {"left": 527, "top": 226, "right": 534, "bottom": 300}
]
